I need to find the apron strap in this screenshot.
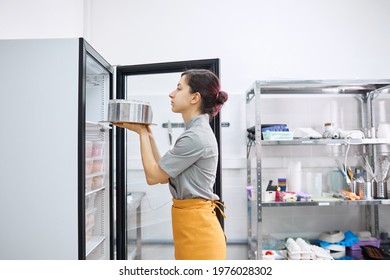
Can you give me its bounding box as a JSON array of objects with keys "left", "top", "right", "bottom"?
[{"left": 212, "top": 200, "right": 227, "bottom": 218}]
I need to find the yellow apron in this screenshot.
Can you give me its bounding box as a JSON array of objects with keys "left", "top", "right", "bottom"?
[{"left": 171, "top": 198, "right": 226, "bottom": 260}]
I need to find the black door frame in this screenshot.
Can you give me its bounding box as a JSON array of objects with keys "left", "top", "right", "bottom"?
[{"left": 115, "top": 59, "right": 223, "bottom": 260}]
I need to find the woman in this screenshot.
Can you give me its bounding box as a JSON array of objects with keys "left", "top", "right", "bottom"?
[{"left": 114, "top": 69, "right": 228, "bottom": 260}]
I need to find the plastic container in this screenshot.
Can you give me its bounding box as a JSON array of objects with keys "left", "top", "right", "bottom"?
[
  {"left": 86, "top": 207, "right": 97, "bottom": 229},
  {"left": 348, "top": 239, "right": 381, "bottom": 250},
  {"left": 377, "top": 123, "right": 390, "bottom": 138},
  {"left": 92, "top": 175, "right": 104, "bottom": 190},
  {"left": 86, "top": 193, "right": 96, "bottom": 210},
  {"left": 92, "top": 141, "right": 104, "bottom": 157},
  {"left": 86, "top": 228, "right": 94, "bottom": 241},
  {"left": 262, "top": 131, "right": 294, "bottom": 141},
  {"left": 86, "top": 159, "right": 93, "bottom": 174},
  {"left": 86, "top": 177, "right": 93, "bottom": 192},
  {"left": 86, "top": 141, "right": 93, "bottom": 158},
  {"left": 262, "top": 250, "right": 277, "bottom": 260},
  {"left": 92, "top": 159, "right": 103, "bottom": 173},
  {"left": 278, "top": 178, "right": 286, "bottom": 189},
  {"left": 263, "top": 191, "right": 275, "bottom": 202}
]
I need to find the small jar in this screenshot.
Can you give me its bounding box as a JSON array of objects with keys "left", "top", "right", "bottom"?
[{"left": 323, "top": 123, "right": 338, "bottom": 138}]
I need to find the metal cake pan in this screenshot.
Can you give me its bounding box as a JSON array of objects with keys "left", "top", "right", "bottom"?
[{"left": 107, "top": 99, "right": 153, "bottom": 124}]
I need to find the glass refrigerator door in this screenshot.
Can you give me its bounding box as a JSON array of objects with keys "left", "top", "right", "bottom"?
[
  {"left": 84, "top": 53, "right": 111, "bottom": 259},
  {"left": 125, "top": 73, "right": 182, "bottom": 260},
  {"left": 115, "top": 59, "right": 221, "bottom": 260}
]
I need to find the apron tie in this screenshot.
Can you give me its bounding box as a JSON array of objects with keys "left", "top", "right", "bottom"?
[{"left": 212, "top": 200, "right": 227, "bottom": 218}]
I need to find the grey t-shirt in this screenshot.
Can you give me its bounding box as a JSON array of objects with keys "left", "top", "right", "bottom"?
[{"left": 158, "top": 114, "right": 220, "bottom": 200}]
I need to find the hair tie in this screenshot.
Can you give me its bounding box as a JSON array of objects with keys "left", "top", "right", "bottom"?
[{"left": 215, "top": 90, "right": 220, "bottom": 101}]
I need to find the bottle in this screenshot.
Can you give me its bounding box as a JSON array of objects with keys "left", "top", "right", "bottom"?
[{"left": 287, "top": 161, "right": 301, "bottom": 193}]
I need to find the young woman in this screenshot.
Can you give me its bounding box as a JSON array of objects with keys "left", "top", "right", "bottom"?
[{"left": 113, "top": 69, "right": 229, "bottom": 260}]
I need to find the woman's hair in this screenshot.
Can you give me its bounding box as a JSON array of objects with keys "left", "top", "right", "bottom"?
[{"left": 181, "top": 69, "right": 228, "bottom": 118}]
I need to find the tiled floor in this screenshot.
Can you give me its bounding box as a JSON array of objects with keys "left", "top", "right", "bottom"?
[{"left": 140, "top": 244, "right": 248, "bottom": 260}]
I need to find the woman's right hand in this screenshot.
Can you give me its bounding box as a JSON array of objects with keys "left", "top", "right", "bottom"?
[{"left": 145, "top": 125, "right": 155, "bottom": 139}]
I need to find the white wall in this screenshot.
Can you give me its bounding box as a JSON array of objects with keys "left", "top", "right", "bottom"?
[
  {"left": 0, "top": 0, "right": 84, "bottom": 39},
  {"left": 2, "top": 0, "right": 389, "bottom": 91},
  {"left": 1, "top": 0, "right": 390, "bottom": 259},
  {"left": 83, "top": 0, "right": 390, "bottom": 93}
]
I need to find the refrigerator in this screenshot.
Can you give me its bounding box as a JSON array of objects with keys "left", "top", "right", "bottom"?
[
  {"left": 0, "top": 38, "right": 113, "bottom": 260},
  {"left": 0, "top": 38, "right": 223, "bottom": 260}
]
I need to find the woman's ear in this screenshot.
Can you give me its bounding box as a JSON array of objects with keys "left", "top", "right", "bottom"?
[{"left": 191, "top": 92, "right": 201, "bottom": 104}]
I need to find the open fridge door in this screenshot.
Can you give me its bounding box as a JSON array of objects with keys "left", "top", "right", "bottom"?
[{"left": 82, "top": 46, "right": 113, "bottom": 260}]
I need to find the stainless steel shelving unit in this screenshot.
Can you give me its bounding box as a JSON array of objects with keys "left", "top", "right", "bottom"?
[
  {"left": 262, "top": 138, "right": 390, "bottom": 146},
  {"left": 262, "top": 199, "right": 390, "bottom": 207},
  {"left": 246, "top": 79, "right": 390, "bottom": 260}
]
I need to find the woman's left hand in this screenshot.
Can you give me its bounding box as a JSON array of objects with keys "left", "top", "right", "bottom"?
[{"left": 113, "top": 122, "right": 147, "bottom": 134}]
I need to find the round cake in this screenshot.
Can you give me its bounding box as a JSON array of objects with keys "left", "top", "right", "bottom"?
[{"left": 107, "top": 99, "right": 153, "bottom": 124}]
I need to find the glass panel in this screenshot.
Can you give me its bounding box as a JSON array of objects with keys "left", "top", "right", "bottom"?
[
  {"left": 125, "top": 72, "right": 184, "bottom": 260},
  {"left": 86, "top": 55, "right": 110, "bottom": 123},
  {"left": 85, "top": 53, "right": 111, "bottom": 259}
]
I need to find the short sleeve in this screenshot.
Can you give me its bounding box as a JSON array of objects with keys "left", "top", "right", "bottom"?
[{"left": 158, "top": 131, "right": 204, "bottom": 178}]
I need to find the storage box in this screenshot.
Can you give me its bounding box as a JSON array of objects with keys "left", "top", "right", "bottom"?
[
  {"left": 86, "top": 207, "right": 97, "bottom": 229},
  {"left": 86, "top": 177, "right": 93, "bottom": 192},
  {"left": 86, "top": 228, "right": 94, "bottom": 241},
  {"left": 92, "top": 175, "right": 104, "bottom": 190},
  {"left": 262, "top": 131, "right": 294, "bottom": 141},
  {"left": 275, "top": 191, "right": 297, "bottom": 202},
  {"left": 92, "top": 141, "right": 104, "bottom": 157},
  {"left": 348, "top": 238, "right": 380, "bottom": 251},
  {"left": 86, "top": 193, "right": 96, "bottom": 210},
  {"left": 263, "top": 191, "right": 275, "bottom": 202},
  {"left": 92, "top": 159, "right": 103, "bottom": 173},
  {"left": 346, "top": 239, "right": 381, "bottom": 259},
  {"left": 86, "top": 159, "right": 93, "bottom": 174},
  {"left": 86, "top": 141, "right": 93, "bottom": 158}
]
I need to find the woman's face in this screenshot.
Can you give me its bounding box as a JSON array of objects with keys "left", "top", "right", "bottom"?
[{"left": 169, "top": 75, "right": 194, "bottom": 114}]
